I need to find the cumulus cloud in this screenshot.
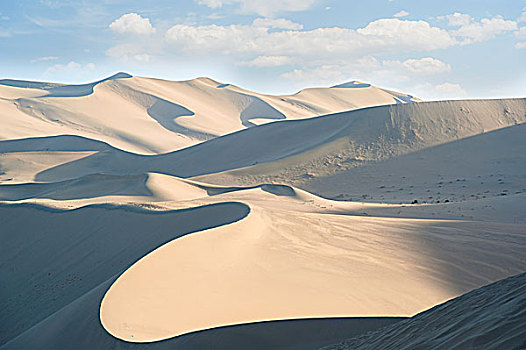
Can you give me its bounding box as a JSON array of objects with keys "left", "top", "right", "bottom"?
[
  {"left": 515, "top": 26, "right": 526, "bottom": 39},
  {"left": 433, "top": 82, "right": 467, "bottom": 96},
  {"left": 252, "top": 17, "right": 303, "bottom": 30},
  {"left": 445, "top": 12, "right": 472, "bottom": 27},
  {"left": 384, "top": 57, "right": 451, "bottom": 74},
  {"left": 106, "top": 43, "right": 153, "bottom": 62},
  {"left": 409, "top": 82, "right": 467, "bottom": 100},
  {"left": 356, "top": 19, "right": 455, "bottom": 50},
  {"left": 279, "top": 56, "right": 451, "bottom": 89},
  {"left": 393, "top": 10, "right": 409, "bottom": 18},
  {"left": 445, "top": 13, "right": 517, "bottom": 44},
  {"left": 518, "top": 11, "right": 526, "bottom": 23},
  {"left": 197, "top": 0, "right": 223, "bottom": 8},
  {"left": 165, "top": 18, "right": 456, "bottom": 57},
  {"left": 280, "top": 65, "right": 345, "bottom": 82},
  {"left": 515, "top": 42, "right": 526, "bottom": 49},
  {"left": 44, "top": 61, "right": 96, "bottom": 77},
  {"left": 238, "top": 55, "right": 295, "bottom": 67},
  {"left": 31, "top": 56, "right": 59, "bottom": 63},
  {"left": 109, "top": 13, "right": 156, "bottom": 35},
  {"left": 196, "top": 0, "right": 317, "bottom": 17}
]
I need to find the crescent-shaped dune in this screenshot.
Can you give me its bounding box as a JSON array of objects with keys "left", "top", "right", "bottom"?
[{"left": 99, "top": 191, "right": 526, "bottom": 342}]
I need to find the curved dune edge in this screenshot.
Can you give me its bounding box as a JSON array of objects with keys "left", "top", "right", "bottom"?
[
  {"left": 0, "top": 201, "right": 250, "bottom": 345},
  {"left": 99, "top": 200, "right": 526, "bottom": 343}
]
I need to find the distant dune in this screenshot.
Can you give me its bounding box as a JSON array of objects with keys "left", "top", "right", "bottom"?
[{"left": 0, "top": 73, "right": 417, "bottom": 154}]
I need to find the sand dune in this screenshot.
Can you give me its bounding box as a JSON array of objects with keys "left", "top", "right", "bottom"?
[
  {"left": 194, "top": 98, "right": 526, "bottom": 184},
  {"left": 1, "top": 74, "right": 525, "bottom": 348},
  {"left": 2, "top": 184, "right": 525, "bottom": 346},
  {"left": 323, "top": 272, "right": 526, "bottom": 350},
  {"left": 0, "top": 173, "right": 210, "bottom": 203},
  {"left": 99, "top": 199, "right": 525, "bottom": 342},
  {"left": 0, "top": 73, "right": 416, "bottom": 154},
  {"left": 5, "top": 97, "right": 522, "bottom": 185}
]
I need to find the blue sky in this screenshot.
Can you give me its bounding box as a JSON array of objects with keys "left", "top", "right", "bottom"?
[{"left": 1, "top": 0, "right": 525, "bottom": 99}]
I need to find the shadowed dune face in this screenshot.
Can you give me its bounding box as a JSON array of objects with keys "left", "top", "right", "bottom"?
[
  {"left": 5, "top": 273, "right": 405, "bottom": 350},
  {"left": 0, "top": 202, "right": 249, "bottom": 344},
  {"left": 0, "top": 174, "right": 153, "bottom": 200},
  {"left": 323, "top": 272, "right": 526, "bottom": 350},
  {"left": 0, "top": 72, "right": 132, "bottom": 97}
]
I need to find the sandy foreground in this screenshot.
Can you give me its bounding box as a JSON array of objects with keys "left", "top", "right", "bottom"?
[{"left": 1, "top": 74, "right": 525, "bottom": 348}]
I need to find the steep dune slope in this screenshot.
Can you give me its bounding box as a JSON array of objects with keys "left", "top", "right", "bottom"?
[
  {"left": 15, "top": 98, "right": 524, "bottom": 184},
  {"left": 195, "top": 98, "right": 526, "bottom": 184},
  {"left": 323, "top": 272, "right": 526, "bottom": 350}
]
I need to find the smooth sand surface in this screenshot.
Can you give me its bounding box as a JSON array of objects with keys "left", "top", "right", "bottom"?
[{"left": 1, "top": 75, "right": 525, "bottom": 347}]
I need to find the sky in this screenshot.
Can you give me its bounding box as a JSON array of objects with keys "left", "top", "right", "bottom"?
[{"left": 1, "top": 0, "right": 525, "bottom": 100}]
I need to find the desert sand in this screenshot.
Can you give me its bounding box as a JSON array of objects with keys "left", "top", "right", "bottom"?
[
  {"left": 323, "top": 272, "right": 526, "bottom": 350},
  {"left": 1, "top": 74, "right": 525, "bottom": 349}
]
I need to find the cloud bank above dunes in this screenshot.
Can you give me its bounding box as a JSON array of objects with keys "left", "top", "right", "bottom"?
[{"left": 3, "top": 1, "right": 523, "bottom": 100}]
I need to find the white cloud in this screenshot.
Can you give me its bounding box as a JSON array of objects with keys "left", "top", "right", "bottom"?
[
  {"left": 518, "top": 11, "right": 526, "bottom": 23},
  {"left": 515, "top": 42, "right": 526, "bottom": 49},
  {"left": 195, "top": 0, "right": 317, "bottom": 17},
  {"left": 445, "top": 12, "right": 472, "bottom": 27},
  {"left": 393, "top": 10, "right": 409, "bottom": 18},
  {"left": 279, "top": 56, "right": 450, "bottom": 85},
  {"left": 106, "top": 43, "right": 153, "bottom": 62},
  {"left": 207, "top": 13, "right": 224, "bottom": 19},
  {"left": 356, "top": 19, "right": 456, "bottom": 51},
  {"left": 280, "top": 65, "right": 343, "bottom": 83},
  {"left": 132, "top": 53, "right": 152, "bottom": 62},
  {"left": 109, "top": 13, "right": 156, "bottom": 35},
  {"left": 44, "top": 61, "right": 95, "bottom": 76},
  {"left": 409, "top": 82, "right": 467, "bottom": 100},
  {"left": 515, "top": 26, "right": 526, "bottom": 39},
  {"left": 31, "top": 56, "right": 59, "bottom": 63},
  {"left": 434, "top": 82, "right": 467, "bottom": 96},
  {"left": 165, "top": 18, "right": 456, "bottom": 57},
  {"left": 0, "top": 30, "right": 11, "bottom": 37},
  {"left": 252, "top": 17, "right": 303, "bottom": 30},
  {"left": 384, "top": 57, "right": 451, "bottom": 74},
  {"left": 165, "top": 24, "right": 267, "bottom": 54},
  {"left": 238, "top": 55, "right": 295, "bottom": 67},
  {"left": 445, "top": 13, "right": 517, "bottom": 44},
  {"left": 197, "top": 0, "right": 223, "bottom": 8}
]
